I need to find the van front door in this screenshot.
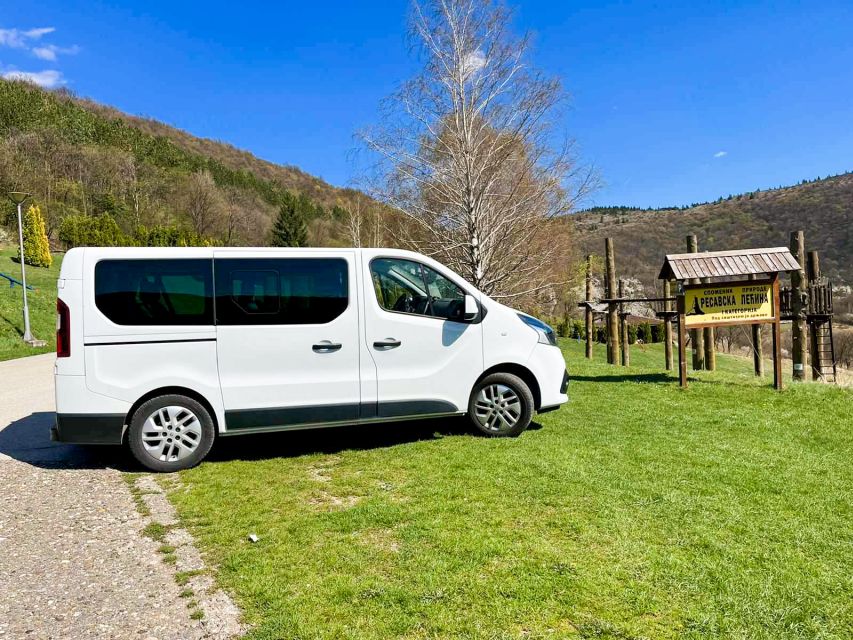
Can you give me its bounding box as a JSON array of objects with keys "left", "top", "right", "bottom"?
[
  {"left": 362, "top": 254, "right": 484, "bottom": 419},
  {"left": 214, "top": 251, "right": 361, "bottom": 432}
]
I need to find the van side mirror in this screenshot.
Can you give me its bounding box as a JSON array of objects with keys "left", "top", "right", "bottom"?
[{"left": 463, "top": 294, "right": 479, "bottom": 321}]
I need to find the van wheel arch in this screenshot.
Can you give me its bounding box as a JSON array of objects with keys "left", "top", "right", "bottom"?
[
  {"left": 476, "top": 364, "right": 541, "bottom": 411},
  {"left": 124, "top": 387, "right": 219, "bottom": 444}
]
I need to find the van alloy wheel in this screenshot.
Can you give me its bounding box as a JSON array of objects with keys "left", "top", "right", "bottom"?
[
  {"left": 141, "top": 406, "right": 203, "bottom": 462},
  {"left": 474, "top": 384, "right": 522, "bottom": 432},
  {"left": 467, "top": 372, "right": 533, "bottom": 438},
  {"left": 128, "top": 393, "right": 215, "bottom": 471}
]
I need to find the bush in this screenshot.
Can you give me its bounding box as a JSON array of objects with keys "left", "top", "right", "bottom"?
[
  {"left": 19, "top": 204, "right": 52, "bottom": 267},
  {"left": 58, "top": 213, "right": 216, "bottom": 248},
  {"left": 135, "top": 225, "right": 215, "bottom": 247},
  {"left": 637, "top": 322, "right": 656, "bottom": 344},
  {"left": 59, "top": 213, "right": 128, "bottom": 248},
  {"left": 627, "top": 323, "right": 638, "bottom": 345}
]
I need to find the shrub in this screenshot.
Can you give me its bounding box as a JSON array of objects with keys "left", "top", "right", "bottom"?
[
  {"left": 135, "top": 225, "right": 215, "bottom": 247},
  {"left": 19, "top": 204, "right": 52, "bottom": 267},
  {"left": 58, "top": 213, "right": 128, "bottom": 248}
]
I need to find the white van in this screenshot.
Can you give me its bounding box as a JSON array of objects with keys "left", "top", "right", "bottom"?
[{"left": 53, "top": 247, "right": 568, "bottom": 471}]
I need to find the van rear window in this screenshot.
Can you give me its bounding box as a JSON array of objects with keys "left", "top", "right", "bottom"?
[{"left": 95, "top": 259, "right": 213, "bottom": 326}]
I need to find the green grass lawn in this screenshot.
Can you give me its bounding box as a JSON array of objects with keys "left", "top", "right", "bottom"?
[
  {"left": 0, "top": 245, "right": 61, "bottom": 361},
  {"left": 166, "top": 341, "right": 852, "bottom": 639}
]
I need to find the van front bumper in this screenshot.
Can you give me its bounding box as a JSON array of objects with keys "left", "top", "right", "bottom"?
[
  {"left": 54, "top": 414, "right": 126, "bottom": 444},
  {"left": 527, "top": 344, "right": 569, "bottom": 411}
]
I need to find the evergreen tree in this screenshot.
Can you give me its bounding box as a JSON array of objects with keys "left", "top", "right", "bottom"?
[
  {"left": 270, "top": 192, "right": 308, "bottom": 247},
  {"left": 19, "top": 204, "right": 52, "bottom": 267}
]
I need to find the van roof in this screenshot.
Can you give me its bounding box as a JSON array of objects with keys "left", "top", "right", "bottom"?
[{"left": 57, "top": 246, "right": 431, "bottom": 279}]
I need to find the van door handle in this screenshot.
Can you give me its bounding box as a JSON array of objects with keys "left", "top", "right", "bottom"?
[
  {"left": 373, "top": 338, "right": 401, "bottom": 349},
  {"left": 312, "top": 341, "right": 342, "bottom": 353}
]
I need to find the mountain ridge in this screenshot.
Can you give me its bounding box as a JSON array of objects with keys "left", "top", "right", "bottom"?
[{"left": 571, "top": 172, "right": 853, "bottom": 288}]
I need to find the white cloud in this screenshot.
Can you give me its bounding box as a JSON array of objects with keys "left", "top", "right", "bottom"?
[
  {"left": 2, "top": 69, "right": 65, "bottom": 88},
  {"left": 713, "top": 150, "right": 728, "bottom": 158},
  {"left": 462, "top": 49, "right": 487, "bottom": 78},
  {"left": 0, "top": 27, "right": 55, "bottom": 49},
  {"left": 32, "top": 44, "right": 79, "bottom": 61}
]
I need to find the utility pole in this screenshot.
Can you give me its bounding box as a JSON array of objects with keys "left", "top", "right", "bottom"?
[
  {"left": 8, "top": 192, "right": 42, "bottom": 346},
  {"left": 789, "top": 230, "right": 807, "bottom": 380}
]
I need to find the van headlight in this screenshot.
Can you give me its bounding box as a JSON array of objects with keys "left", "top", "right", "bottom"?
[{"left": 518, "top": 313, "right": 557, "bottom": 346}]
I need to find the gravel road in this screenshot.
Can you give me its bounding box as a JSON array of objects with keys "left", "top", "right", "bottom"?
[{"left": 0, "top": 353, "right": 213, "bottom": 640}]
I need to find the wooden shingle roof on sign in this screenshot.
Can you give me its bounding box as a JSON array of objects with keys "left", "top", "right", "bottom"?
[{"left": 658, "top": 247, "right": 800, "bottom": 281}]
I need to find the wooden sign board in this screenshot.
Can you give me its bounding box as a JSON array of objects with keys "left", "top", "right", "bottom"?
[
  {"left": 683, "top": 281, "right": 775, "bottom": 328},
  {"left": 677, "top": 276, "right": 782, "bottom": 390}
]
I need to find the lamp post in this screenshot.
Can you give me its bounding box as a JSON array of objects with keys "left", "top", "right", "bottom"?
[{"left": 8, "top": 191, "right": 40, "bottom": 345}]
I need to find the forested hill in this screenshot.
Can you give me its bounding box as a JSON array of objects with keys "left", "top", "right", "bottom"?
[
  {"left": 0, "top": 78, "right": 366, "bottom": 247},
  {"left": 572, "top": 172, "right": 853, "bottom": 288}
]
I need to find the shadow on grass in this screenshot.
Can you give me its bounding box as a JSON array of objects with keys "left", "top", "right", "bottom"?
[
  {"left": 0, "top": 311, "right": 24, "bottom": 336},
  {"left": 570, "top": 372, "right": 674, "bottom": 384},
  {"left": 1, "top": 411, "right": 537, "bottom": 469},
  {"left": 206, "top": 416, "right": 543, "bottom": 464}
]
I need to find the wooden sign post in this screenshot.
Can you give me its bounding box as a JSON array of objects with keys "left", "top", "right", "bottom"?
[
  {"left": 677, "top": 277, "right": 782, "bottom": 389},
  {"left": 659, "top": 246, "right": 799, "bottom": 391}
]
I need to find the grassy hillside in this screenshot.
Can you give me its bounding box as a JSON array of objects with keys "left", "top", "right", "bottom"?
[
  {"left": 164, "top": 340, "right": 852, "bottom": 639},
  {"left": 0, "top": 246, "right": 60, "bottom": 361},
  {"left": 573, "top": 173, "right": 853, "bottom": 289},
  {"left": 0, "top": 79, "right": 354, "bottom": 208},
  {"left": 0, "top": 79, "right": 380, "bottom": 249}
]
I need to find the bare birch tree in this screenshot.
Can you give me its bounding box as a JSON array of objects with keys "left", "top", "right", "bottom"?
[
  {"left": 182, "top": 170, "right": 225, "bottom": 237},
  {"left": 359, "top": 0, "right": 596, "bottom": 299}
]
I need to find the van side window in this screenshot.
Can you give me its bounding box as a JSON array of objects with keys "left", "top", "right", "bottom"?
[
  {"left": 95, "top": 259, "right": 213, "bottom": 326},
  {"left": 370, "top": 258, "right": 465, "bottom": 321},
  {"left": 215, "top": 258, "right": 348, "bottom": 325}
]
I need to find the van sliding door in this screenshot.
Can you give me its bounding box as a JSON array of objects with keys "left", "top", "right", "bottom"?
[{"left": 213, "top": 251, "right": 361, "bottom": 432}]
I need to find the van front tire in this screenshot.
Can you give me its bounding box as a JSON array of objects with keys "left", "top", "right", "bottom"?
[
  {"left": 468, "top": 373, "right": 533, "bottom": 437},
  {"left": 127, "top": 394, "right": 215, "bottom": 472}
]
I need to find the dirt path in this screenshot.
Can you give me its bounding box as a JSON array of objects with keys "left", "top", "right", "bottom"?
[{"left": 0, "top": 354, "right": 222, "bottom": 639}]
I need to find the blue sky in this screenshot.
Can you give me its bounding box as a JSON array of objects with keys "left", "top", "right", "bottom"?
[{"left": 2, "top": 0, "right": 851, "bottom": 208}]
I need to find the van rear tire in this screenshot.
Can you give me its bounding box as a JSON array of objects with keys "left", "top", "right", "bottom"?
[
  {"left": 127, "top": 394, "right": 215, "bottom": 472},
  {"left": 468, "top": 373, "right": 533, "bottom": 437}
]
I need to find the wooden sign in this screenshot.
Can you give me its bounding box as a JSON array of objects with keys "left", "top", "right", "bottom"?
[
  {"left": 676, "top": 275, "right": 783, "bottom": 390},
  {"left": 683, "top": 281, "right": 775, "bottom": 327}
]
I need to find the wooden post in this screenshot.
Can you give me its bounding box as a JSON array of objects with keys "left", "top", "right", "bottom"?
[
  {"left": 686, "top": 235, "right": 705, "bottom": 370},
  {"left": 771, "top": 274, "right": 783, "bottom": 390},
  {"left": 807, "top": 250, "right": 824, "bottom": 381},
  {"left": 677, "top": 294, "right": 688, "bottom": 388},
  {"left": 585, "top": 254, "right": 593, "bottom": 359},
  {"left": 663, "top": 280, "right": 673, "bottom": 371},
  {"left": 703, "top": 323, "right": 716, "bottom": 371},
  {"left": 789, "top": 231, "right": 807, "bottom": 380},
  {"left": 748, "top": 273, "right": 764, "bottom": 377},
  {"left": 605, "top": 238, "right": 620, "bottom": 365},
  {"left": 619, "top": 279, "right": 629, "bottom": 366}
]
